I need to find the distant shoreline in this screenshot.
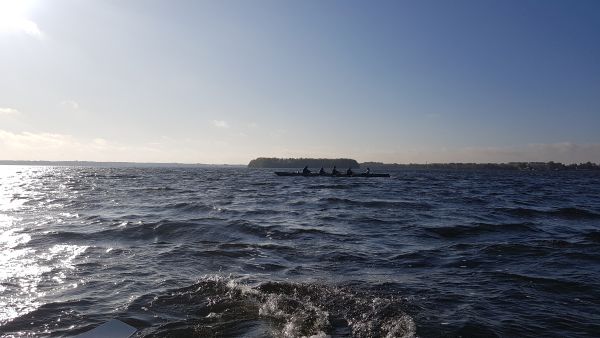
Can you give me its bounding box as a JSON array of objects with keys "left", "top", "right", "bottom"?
[
  {"left": 0, "top": 160, "right": 244, "bottom": 168},
  {"left": 1, "top": 159, "right": 599, "bottom": 171},
  {"left": 360, "top": 161, "right": 600, "bottom": 171},
  {"left": 248, "top": 158, "right": 600, "bottom": 171}
]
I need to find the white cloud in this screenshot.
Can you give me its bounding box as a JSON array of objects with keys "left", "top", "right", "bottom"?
[
  {"left": 60, "top": 100, "right": 80, "bottom": 110},
  {"left": 0, "top": 130, "right": 72, "bottom": 150},
  {"left": 92, "top": 138, "right": 108, "bottom": 149},
  {"left": 19, "top": 19, "right": 42, "bottom": 38},
  {"left": 0, "top": 130, "right": 159, "bottom": 161},
  {"left": 0, "top": 130, "right": 220, "bottom": 163},
  {"left": 269, "top": 129, "right": 286, "bottom": 138},
  {"left": 0, "top": 107, "right": 21, "bottom": 115},
  {"left": 0, "top": 18, "right": 43, "bottom": 39},
  {"left": 0, "top": 0, "right": 43, "bottom": 39},
  {"left": 248, "top": 122, "right": 259, "bottom": 128},
  {"left": 212, "top": 120, "right": 229, "bottom": 128}
]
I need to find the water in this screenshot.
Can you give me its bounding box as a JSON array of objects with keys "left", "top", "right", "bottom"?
[{"left": 1, "top": 166, "right": 599, "bottom": 337}]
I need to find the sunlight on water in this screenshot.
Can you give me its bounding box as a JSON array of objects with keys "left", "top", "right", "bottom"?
[
  {"left": 0, "top": 236, "right": 89, "bottom": 325},
  {"left": 44, "top": 244, "right": 89, "bottom": 271},
  {"left": 0, "top": 214, "right": 45, "bottom": 325},
  {"left": 0, "top": 166, "right": 88, "bottom": 326},
  {"left": 0, "top": 166, "right": 27, "bottom": 212}
]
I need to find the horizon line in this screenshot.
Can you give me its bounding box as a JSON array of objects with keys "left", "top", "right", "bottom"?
[{"left": 1, "top": 159, "right": 599, "bottom": 167}]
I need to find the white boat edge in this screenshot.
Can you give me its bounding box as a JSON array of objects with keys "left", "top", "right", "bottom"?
[{"left": 73, "top": 319, "right": 137, "bottom": 338}]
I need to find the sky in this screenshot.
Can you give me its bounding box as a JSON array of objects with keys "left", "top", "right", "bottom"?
[{"left": 1, "top": 0, "right": 599, "bottom": 164}]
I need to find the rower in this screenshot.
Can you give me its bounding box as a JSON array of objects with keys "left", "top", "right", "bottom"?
[
  {"left": 319, "top": 167, "right": 325, "bottom": 175},
  {"left": 332, "top": 166, "right": 340, "bottom": 175},
  {"left": 365, "top": 167, "right": 371, "bottom": 175},
  {"left": 346, "top": 168, "right": 354, "bottom": 176},
  {"left": 302, "top": 166, "right": 311, "bottom": 175}
]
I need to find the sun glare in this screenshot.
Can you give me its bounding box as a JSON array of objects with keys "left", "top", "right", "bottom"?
[{"left": 0, "top": 0, "right": 41, "bottom": 37}]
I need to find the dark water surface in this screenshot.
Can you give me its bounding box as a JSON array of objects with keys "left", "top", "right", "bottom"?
[{"left": 1, "top": 166, "right": 599, "bottom": 337}]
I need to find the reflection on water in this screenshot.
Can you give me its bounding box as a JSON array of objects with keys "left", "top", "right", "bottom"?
[{"left": 0, "top": 167, "right": 88, "bottom": 326}]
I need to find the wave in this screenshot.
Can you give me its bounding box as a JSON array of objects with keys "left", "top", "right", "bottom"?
[
  {"left": 458, "top": 196, "right": 488, "bottom": 205},
  {"left": 307, "top": 184, "right": 356, "bottom": 190},
  {"left": 38, "top": 219, "right": 350, "bottom": 247},
  {"left": 319, "top": 250, "right": 373, "bottom": 264},
  {"left": 425, "top": 222, "right": 536, "bottom": 238},
  {"left": 138, "top": 186, "right": 177, "bottom": 191},
  {"left": 390, "top": 250, "right": 441, "bottom": 268},
  {"left": 451, "top": 321, "right": 501, "bottom": 338},
  {"left": 109, "top": 220, "right": 212, "bottom": 242},
  {"left": 495, "top": 207, "right": 600, "bottom": 219},
  {"left": 489, "top": 271, "right": 594, "bottom": 294},
  {"left": 238, "top": 208, "right": 281, "bottom": 216},
  {"left": 547, "top": 207, "right": 600, "bottom": 219},
  {"left": 164, "top": 202, "right": 213, "bottom": 213},
  {"left": 584, "top": 230, "right": 600, "bottom": 243},
  {"left": 230, "top": 221, "right": 346, "bottom": 240},
  {"left": 319, "top": 197, "right": 433, "bottom": 210},
  {"left": 481, "top": 240, "right": 577, "bottom": 257},
  {"left": 218, "top": 242, "right": 295, "bottom": 252},
  {"left": 1, "top": 298, "right": 99, "bottom": 335},
  {"left": 126, "top": 276, "right": 416, "bottom": 338},
  {"left": 37, "top": 220, "right": 212, "bottom": 245},
  {"left": 352, "top": 216, "right": 393, "bottom": 224}
]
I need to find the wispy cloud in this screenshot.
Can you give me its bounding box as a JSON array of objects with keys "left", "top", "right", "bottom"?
[
  {"left": 0, "top": 129, "right": 245, "bottom": 163},
  {"left": 20, "top": 19, "right": 42, "bottom": 38},
  {"left": 0, "top": 107, "right": 21, "bottom": 115},
  {"left": 0, "top": 19, "right": 43, "bottom": 39},
  {"left": 0, "top": 130, "right": 72, "bottom": 149},
  {"left": 212, "top": 120, "right": 229, "bottom": 128},
  {"left": 0, "top": 130, "right": 159, "bottom": 161},
  {"left": 60, "top": 100, "right": 80, "bottom": 110},
  {"left": 92, "top": 138, "right": 108, "bottom": 148},
  {"left": 269, "top": 129, "right": 286, "bottom": 138}
]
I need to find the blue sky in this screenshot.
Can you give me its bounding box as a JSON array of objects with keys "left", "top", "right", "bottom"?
[{"left": 1, "top": 0, "right": 599, "bottom": 163}]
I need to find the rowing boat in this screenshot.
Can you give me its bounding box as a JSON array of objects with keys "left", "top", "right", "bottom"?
[{"left": 274, "top": 172, "right": 390, "bottom": 177}]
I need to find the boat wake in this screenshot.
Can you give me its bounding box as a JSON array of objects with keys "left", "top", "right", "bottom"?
[{"left": 126, "top": 275, "right": 416, "bottom": 338}]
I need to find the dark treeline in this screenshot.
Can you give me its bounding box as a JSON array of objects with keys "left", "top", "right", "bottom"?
[
  {"left": 248, "top": 157, "right": 360, "bottom": 169},
  {"left": 361, "top": 161, "right": 600, "bottom": 171}
]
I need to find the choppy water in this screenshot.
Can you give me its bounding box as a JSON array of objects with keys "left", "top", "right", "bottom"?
[{"left": 1, "top": 166, "right": 599, "bottom": 337}]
